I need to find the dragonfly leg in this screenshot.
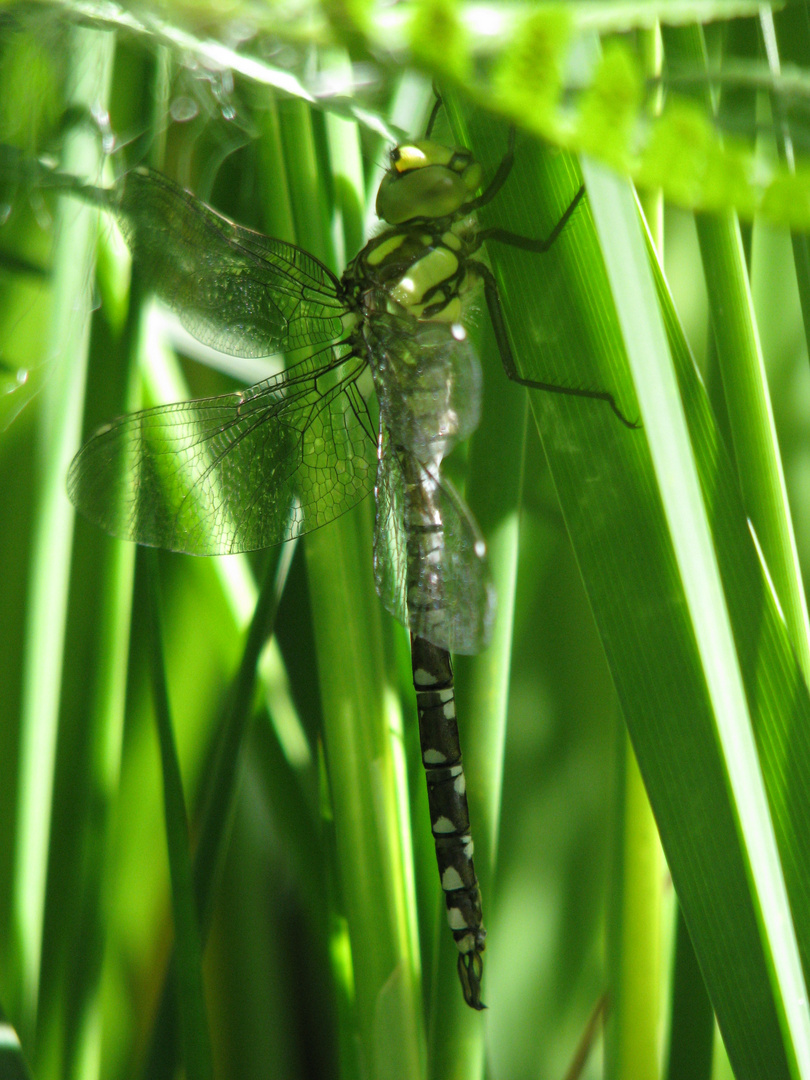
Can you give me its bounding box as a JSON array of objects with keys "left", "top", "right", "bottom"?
[
  {"left": 475, "top": 184, "right": 586, "bottom": 253},
  {"left": 459, "top": 126, "right": 517, "bottom": 215},
  {"left": 425, "top": 88, "right": 444, "bottom": 139},
  {"left": 411, "top": 634, "right": 487, "bottom": 1010},
  {"left": 469, "top": 259, "right": 640, "bottom": 429}
]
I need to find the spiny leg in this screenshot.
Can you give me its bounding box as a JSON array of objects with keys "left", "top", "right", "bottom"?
[
  {"left": 470, "top": 259, "right": 639, "bottom": 428},
  {"left": 462, "top": 125, "right": 581, "bottom": 232},
  {"left": 410, "top": 634, "right": 486, "bottom": 1010},
  {"left": 461, "top": 132, "right": 639, "bottom": 425},
  {"left": 475, "top": 184, "right": 586, "bottom": 253},
  {"left": 424, "top": 89, "right": 443, "bottom": 140},
  {"left": 459, "top": 125, "right": 517, "bottom": 214}
]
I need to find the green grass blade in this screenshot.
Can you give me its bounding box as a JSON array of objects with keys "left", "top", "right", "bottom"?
[
  {"left": 277, "top": 95, "right": 424, "bottom": 1073},
  {"left": 653, "top": 264, "right": 810, "bottom": 1077},
  {"left": 585, "top": 152, "right": 810, "bottom": 1077},
  {"left": 663, "top": 21, "right": 810, "bottom": 685},
  {"left": 46, "top": 203, "right": 137, "bottom": 1080},
  {"left": 141, "top": 542, "right": 297, "bottom": 1080},
  {"left": 458, "top": 100, "right": 810, "bottom": 1077},
  {"left": 665, "top": 905, "right": 714, "bottom": 1080},
  {"left": 696, "top": 206, "right": 810, "bottom": 663},
  {"left": 11, "top": 23, "right": 113, "bottom": 1038},
  {"left": 765, "top": 4, "right": 810, "bottom": 359},
  {"left": 608, "top": 733, "right": 663, "bottom": 1079},
  {"left": 0, "top": 1005, "right": 32, "bottom": 1080},
  {"left": 193, "top": 544, "right": 297, "bottom": 928},
  {"left": 145, "top": 551, "right": 213, "bottom": 1080}
]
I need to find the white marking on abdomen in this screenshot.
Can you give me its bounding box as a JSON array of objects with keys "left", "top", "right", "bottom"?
[
  {"left": 432, "top": 816, "right": 455, "bottom": 834},
  {"left": 442, "top": 866, "right": 465, "bottom": 891}
]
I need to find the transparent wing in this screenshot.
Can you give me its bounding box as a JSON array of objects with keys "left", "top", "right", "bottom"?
[
  {"left": 373, "top": 433, "right": 495, "bottom": 655},
  {"left": 108, "top": 167, "right": 347, "bottom": 357},
  {"left": 68, "top": 346, "right": 376, "bottom": 555},
  {"left": 373, "top": 431, "right": 409, "bottom": 628},
  {"left": 365, "top": 312, "right": 481, "bottom": 461}
]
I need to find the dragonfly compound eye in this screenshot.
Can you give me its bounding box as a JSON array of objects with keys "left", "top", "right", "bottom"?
[{"left": 376, "top": 140, "right": 482, "bottom": 225}]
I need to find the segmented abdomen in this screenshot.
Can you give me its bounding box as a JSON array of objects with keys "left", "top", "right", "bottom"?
[
  {"left": 403, "top": 453, "right": 486, "bottom": 1009},
  {"left": 411, "top": 636, "right": 485, "bottom": 1010}
]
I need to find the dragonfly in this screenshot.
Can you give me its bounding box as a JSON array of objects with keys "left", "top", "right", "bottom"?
[{"left": 49, "top": 100, "right": 634, "bottom": 1010}]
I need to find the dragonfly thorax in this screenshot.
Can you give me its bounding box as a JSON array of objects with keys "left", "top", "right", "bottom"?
[
  {"left": 346, "top": 221, "right": 475, "bottom": 324},
  {"left": 376, "top": 139, "right": 482, "bottom": 225}
]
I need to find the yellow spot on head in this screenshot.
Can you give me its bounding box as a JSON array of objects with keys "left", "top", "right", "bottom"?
[{"left": 394, "top": 145, "right": 428, "bottom": 173}]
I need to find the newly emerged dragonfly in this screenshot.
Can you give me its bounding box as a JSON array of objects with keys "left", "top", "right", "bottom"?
[{"left": 45, "top": 102, "right": 633, "bottom": 1010}]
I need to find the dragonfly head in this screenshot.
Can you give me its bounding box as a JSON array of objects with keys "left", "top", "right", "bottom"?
[{"left": 376, "top": 140, "right": 483, "bottom": 225}]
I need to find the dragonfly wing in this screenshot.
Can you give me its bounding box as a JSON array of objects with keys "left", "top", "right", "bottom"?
[
  {"left": 68, "top": 347, "right": 376, "bottom": 555},
  {"left": 408, "top": 459, "right": 495, "bottom": 655},
  {"left": 373, "top": 431, "right": 409, "bottom": 631},
  {"left": 373, "top": 433, "right": 495, "bottom": 654},
  {"left": 111, "top": 168, "right": 348, "bottom": 358},
  {"left": 366, "top": 312, "right": 482, "bottom": 461}
]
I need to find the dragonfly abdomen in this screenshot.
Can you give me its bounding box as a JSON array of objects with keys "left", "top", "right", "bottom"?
[
  {"left": 401, "top": 452, "right": 486, "bottom": 1008},
  {"left": 411, "top": 635, "right": 486, "bottom": 1010},
  {"left": 402, "top": 457, "right": 452, "bottom": 644}
]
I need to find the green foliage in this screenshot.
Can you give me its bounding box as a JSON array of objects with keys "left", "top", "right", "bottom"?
[{"left": 577, "top": 43, "right": 643, "bottom": 171}]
